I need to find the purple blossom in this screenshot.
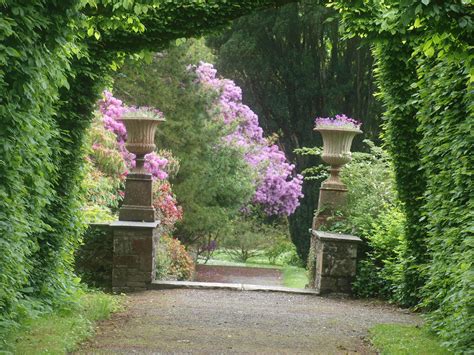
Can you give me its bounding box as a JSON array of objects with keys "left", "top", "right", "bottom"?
[
  {"left": 98, "top": 91, "right": 169, "bottom": 180},
  {"left": 194, "top": 63, "right": 304, "bottom": 216},
  {"left": 314, "top": 114, "right": 362, "bottom": 130}
]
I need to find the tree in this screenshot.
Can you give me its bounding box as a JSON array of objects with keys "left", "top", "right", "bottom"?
[
  {"left": 113, "top": 41, "right": 256, "bottom": 248},
  {"left": 206, "top": 0, "right": 382, "bottom": 260}
]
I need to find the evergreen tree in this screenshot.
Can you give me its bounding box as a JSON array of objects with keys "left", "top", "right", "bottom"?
[{"left": 113, "top": 41, "right": 255, "bottom": 246}]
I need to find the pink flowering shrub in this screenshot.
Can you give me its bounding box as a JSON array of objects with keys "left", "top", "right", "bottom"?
[
  {"left": 83, "top": 91, "right": 182, "bottom": 228},
  {"left": 153, "top": 181, "right": 183, "bottom": 232},
  {"left": 194, "top": 63, "right": 303, "bottom": 216},
  {"left": 98, "top": 91, "right": 169, "bottom": 180}
]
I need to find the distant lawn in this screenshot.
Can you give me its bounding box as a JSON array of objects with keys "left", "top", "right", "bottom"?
[
  {"left": 3, "top": 291, "right": 123, "bottom": 353},
  {"left": 200, "top": 249, "right": 308, "bottom": 289},
  {"left": 370, "top": 324, "right": 451, "bottom": 355},
  {"left": 282, "top": 266, "right": 308, "bottom": 289}
]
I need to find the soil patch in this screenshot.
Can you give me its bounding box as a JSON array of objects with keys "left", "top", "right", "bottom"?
[
  {"left": 194, "top": 264, "right": 283, "bottom": 286},
  {"left": 77, "top": 289, "right": 421, "bottom": 354}
]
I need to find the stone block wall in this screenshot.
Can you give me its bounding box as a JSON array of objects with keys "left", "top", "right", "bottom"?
[
  {"left": 111, "top": 221, "right": 160, "bottom": 292},
  {"left": 312, "top": 231, "right": 361, "bottom": 294},
  {"left": 75, "top": 223, "right": 113, "bottom": 290}
]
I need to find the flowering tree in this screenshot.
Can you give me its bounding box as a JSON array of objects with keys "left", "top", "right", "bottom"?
[{"left": 194, "top": 63, "right": 303, "bottom": 216}]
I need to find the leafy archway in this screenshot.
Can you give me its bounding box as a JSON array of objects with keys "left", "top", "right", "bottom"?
[{"left": 1, "top": 0, "right": 471, "bottom": 351}]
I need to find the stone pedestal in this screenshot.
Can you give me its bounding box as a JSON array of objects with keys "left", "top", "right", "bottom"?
[
  {"left": 311, "top": 230, "right": 361, "bottom": 294},
  {"left": 111, "top": 221, "right": 160, "bottom": 292},
  {"left": 119, "top": 172, "right": 155, "bottom": 222},
  {"left": 312, "top": 186, "right": 348, "bottom": 229}
]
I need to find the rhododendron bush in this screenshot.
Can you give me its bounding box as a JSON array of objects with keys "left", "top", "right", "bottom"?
[
  {"left": 83, "top": 92, "right": 182, "bottom": 233},
  {"left": 194, "top": 63, "right": 304, "bottom": 216}
]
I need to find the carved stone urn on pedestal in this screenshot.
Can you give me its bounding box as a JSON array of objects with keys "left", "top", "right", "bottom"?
[
  {"left": 118, "top": 114, "right": 165, "bottom": 222},
  {"left": 313, "top": 125, "right": 361, "bottom": 218},
  {"left": 308, "top": 116, "right": 362, "bottom": 293}
]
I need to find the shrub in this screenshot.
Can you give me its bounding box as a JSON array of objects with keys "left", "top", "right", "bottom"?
[
  {"left": 220, "top": 216, "right": 287, "bottom": 263},
  {"left": 352, "top": 206, "right": 406, "bottom": 300},
  {"left": 340, "top": 144, "right": 409, "bottom": 302},
  {"left": 266, "top": 239, "right": 302, "bottom": 267},
  {"left": 74, "top": 225, "right": 113, "bottom": 290},
  {"left": 155, "top": 236, "right": 194, "bottom": 281}
]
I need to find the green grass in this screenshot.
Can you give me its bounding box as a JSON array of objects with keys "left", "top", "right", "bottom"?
[
  {"left": 201, "top": 249, "right": 308, "bottom": 289},
  {"left": 282, "top": 266, "right": 308, "bottom": 289},
  {"left": 3, "top": 291, "right": 124, "bottom": 354},
  {"left": 369, "top": 324, "right": 451, "bottom": 355}
]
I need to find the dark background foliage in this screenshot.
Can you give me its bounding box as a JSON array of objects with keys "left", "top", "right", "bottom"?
[{"left": 206, "top": 0, "right": 382, "bottom": 261}]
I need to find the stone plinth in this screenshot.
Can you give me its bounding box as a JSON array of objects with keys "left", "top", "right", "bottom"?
[
  {"left": 311, "top": 230, "right": 361, "bottom": 294},
  {"left": 119, "top": 173, "right": 155, "bottom": 222},
  {"left": 111, "top": 221, "right": 160, "bottom": 292}
]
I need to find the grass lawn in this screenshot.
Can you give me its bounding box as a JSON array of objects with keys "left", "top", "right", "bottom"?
[
  {"left": 282, "top": 266, "right": 308, "bottom": 289},
  {"left": 2, "top": 291, "right": 123, "bottom": 354},
  {"left": 370, "top": 324, "right": 451, "bottom": 354},
  {"left": 200, "top": 249, "right": 308, "bottom": 289}
]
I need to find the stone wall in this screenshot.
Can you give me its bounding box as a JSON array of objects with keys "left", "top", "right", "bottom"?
[
  {"left": 111, "top": 221, "right": 160, "bottom": 292},
  {"left": 75, "top": 223, "right": 113, "bottom": 290}
]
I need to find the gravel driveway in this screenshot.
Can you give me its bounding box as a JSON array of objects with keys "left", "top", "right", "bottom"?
[{"left": 77, "top": 289, "right": 420, "bottom": 354}]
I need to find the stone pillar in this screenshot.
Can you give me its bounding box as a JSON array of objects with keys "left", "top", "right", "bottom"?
[
  {"left": 111, "top": 221, "right": 160, "bottom": 292},
  {"left": 119, "top": 172, "right": 155, "bottom": 222},
  {"left": 312, "top": 230, "right": 361, "bottom": 294}
]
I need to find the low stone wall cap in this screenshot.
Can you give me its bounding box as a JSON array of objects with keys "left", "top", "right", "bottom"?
[
  {"left": 111, "top": 220, "right": 160, "bottom": 228},
  {"left": 312, "top": 230, "right": 362, "bottom": 243}
]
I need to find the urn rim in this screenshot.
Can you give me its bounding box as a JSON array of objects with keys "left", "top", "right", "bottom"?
[
  {"left": 118, "top": 115, "right": 166, "bottom": 122},
  {"left": 313, "top": 126, "right": 362, "bottom": 134}
]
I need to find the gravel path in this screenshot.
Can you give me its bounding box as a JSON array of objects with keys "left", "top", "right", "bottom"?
[
  {"left": 194, "top": 265, "right": 283, "bottom": 286},
  {"left": 78, "top": 289, "right": 420, "bottom": 354}
]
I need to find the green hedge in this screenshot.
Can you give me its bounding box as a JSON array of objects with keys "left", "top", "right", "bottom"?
[
  {"left": 0, "top": 0, "right": 292, "bottom": 331},
  {"left": 74, "top": 224, "right": 114, "bottom": 290},
  {"left": 334, "top": 0, "right": 473, "bottom": 351},
  {"left": 416, "top": 52, "right": 473, "bottom": 352},
  {"left": 0, "top": 1, "right": 82, "bottom": 329}
]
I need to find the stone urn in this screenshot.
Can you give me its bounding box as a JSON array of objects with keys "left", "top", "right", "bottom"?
[
  {"left": 120, "top": 116, "right": 165, "bottom": 174},
  {"left": 314, "top": 126, "right": 361, "bottom": 191},
  {"left": 118, "top": 113, "right": 165, "bottom": 222}
]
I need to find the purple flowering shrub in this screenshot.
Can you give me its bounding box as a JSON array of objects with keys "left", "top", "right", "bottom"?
[
  {"left": 98, "top": 91, "right": 169, "bottom": 180},
  {"left": 314, "top": 114, "right": 362, "bottom": 130},
  {"left": 83, "top": 91, "right": 182, "bottom": 228},
  {"left": 194, "top": 62, "right": 304, "bottom": 216}
]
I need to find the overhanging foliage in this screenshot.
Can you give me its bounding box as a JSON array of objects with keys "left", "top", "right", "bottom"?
[{"left": 0, "top": 0, "right": 293, "bottom": 331}]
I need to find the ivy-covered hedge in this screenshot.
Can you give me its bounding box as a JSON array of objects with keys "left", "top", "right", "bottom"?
[
  {"left": 0, "top": 1, "right": 82, "bottom": 330},
  {"left": 334, "top": 0, "right": 473, "bottom": 352},
  {"left": 415, "top": 51, "right": 473, "bottom": 352},
  {"left": 0, "top": 0, "right": 292, "bottom": 332}
]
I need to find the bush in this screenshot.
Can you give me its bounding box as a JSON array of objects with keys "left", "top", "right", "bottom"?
[
  {"left": 74, "top": 225, "right": 113, "bottom": 290},
  {"left": 155, "top": 236, "right": 194, "bottom": 281},
  {"left": 266, "top": 240, "right": 302, "bottom": 267},
  {"left": 302, "top": 142, "right": 408, "bottom": 302},
  {"left": 221, "top": 216, "right": 287, "bottom": 263},
  {"left": 352, "top": 207, "right": 406, "bottom": 300}
]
